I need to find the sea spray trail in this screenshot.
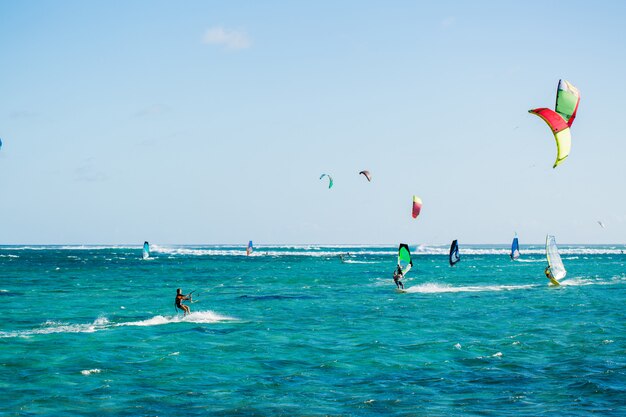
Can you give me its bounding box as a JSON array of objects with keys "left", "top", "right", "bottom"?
[
  {"left": 0, "top": 311, "right": 236, "bottom": 338},
  {"left": 0, "top": 245, "right": 625, "bottom": 416},
  {"left": 118, "top": 311, "right": 236, "bottom": 327}
]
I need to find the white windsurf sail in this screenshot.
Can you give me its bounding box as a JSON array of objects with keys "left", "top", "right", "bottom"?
[{"left": 546, "top": 235, "right": 566, "bottom": 282}]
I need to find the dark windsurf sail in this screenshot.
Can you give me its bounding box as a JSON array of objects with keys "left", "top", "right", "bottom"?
[
  {"left": 449, "top": 240, "right": 460, "bottom": 266},
  {"left": 510, "top": 233, "right": 520, "bottom": 260},
  {"left": 142, "top": 241, "right": 150, "bottom": 259}
]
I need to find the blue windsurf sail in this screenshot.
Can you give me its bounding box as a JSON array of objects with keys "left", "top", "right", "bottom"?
[
  {"left": 142, "top": 241, "right": 150, "bottom": 259},
  {"left": 510, "top": 234, "right": 520, "bottom": 260},
  {"left": 449, "top": 240, "right": 460, "bottom": 266},
  {"left": 246, "top": 240, "right": 253, "bottom": 256}
]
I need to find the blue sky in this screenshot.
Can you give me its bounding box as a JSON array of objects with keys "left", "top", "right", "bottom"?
[{"left": 1, "top": 1, "right": 625, "bottom": 245}]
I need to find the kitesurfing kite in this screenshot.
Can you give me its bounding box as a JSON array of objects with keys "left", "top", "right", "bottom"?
[
  {"left": 359, "top": 170, "right": 372, "bottom": 182},
  {"left": 597, "top": 220, "right": 606, "bottom": 229},
  {"left": 412, "top": 195, "right": 423, "bottom": 219},
  {"left": 510, "top": 233, "right": 520, "bottom": 260},
  {"left": 319, "top": 174, "right": 333, "bottom": 189},
  {"left": 529, "top": 79, "right": 580, "bottom": 168},
  {"left": 449, "top": 240, "right": 460, "bottom": 266},
  {"left": 545, "top": 235, "right": 566, "bottom": 285}
]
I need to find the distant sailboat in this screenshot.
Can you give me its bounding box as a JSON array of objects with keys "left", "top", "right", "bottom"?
[
  {"left": 142, "top": 241, "right": 150, "bottom": 260},
  {"left": 510, "top": 233, "right": 520, "bottom": 260},
  {"left": 246, "top": 240, "right": 253, "bottom": 256},
  {"left": 449, "top": 240, "right": 460, "bottom": 266},
  {"left": 545, "top": 235, "right": 566, "bottom": 285}
]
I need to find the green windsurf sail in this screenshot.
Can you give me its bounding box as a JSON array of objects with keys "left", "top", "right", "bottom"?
[{"left": 398, "top": 243, "right": 413, "bottom": 275}]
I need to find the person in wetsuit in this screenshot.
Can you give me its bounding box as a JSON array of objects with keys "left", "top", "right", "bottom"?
[
  {"left": 175, "top": 288, "right": 191, "bottom": 316},
  {"left": 393, "top": 266, "right": 404, "bottom": 289}
]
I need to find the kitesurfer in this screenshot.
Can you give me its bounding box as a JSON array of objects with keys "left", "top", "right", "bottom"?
[
  {"left": 393, "top": 266, "right": 404, "bottom": 289},
  {"left": 175, "top": 288, "right": 192, "bottom": 316}
]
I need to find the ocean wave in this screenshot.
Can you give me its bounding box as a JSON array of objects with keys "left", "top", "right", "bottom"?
[
  {"left": 0, "top": 245, "right": 138, "bottom": 251},
  {"left": 1, "top": 244, "right": 624, "bottom": 257}
]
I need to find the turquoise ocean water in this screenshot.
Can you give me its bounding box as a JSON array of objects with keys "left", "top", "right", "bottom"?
[{"left": 1, "top": 244, "right": 625, "bottom": 416}]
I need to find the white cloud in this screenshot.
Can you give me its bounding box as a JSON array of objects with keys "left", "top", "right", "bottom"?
[{"left": 202, "top": 26, "right": 251, "bottom": 50}]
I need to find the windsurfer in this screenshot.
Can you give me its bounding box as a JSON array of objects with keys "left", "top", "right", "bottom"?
[
  {"left": 175, "top": 288, "right": 191, "bottom": 316},
  {"left": 544, "top": 266, "right": 554, "bottom": 282},
  {"left": 393, "top": 266, "right": 404, "bottom": 289}
]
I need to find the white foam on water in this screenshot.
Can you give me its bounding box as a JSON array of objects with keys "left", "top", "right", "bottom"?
[
  {"left": 0, "top": 310, "right": 236, "bottom": 338},
  {"left": 404, "top": 283, "right": 537, "bottom": 293},
  {"left": 81, "top": 369, "right": 101, "bottom": 376},
  {"left": 2, "top": 244, "right": 624, "bottom": 257},
  {"left": 558, "top": 277, "right": 625, "bottom": 287},
  {"left": 118, "top": 310, "right": 236, "bottom": 327},
  {"left": 343, "top": 260, "right": 380, "bottom": 264},
  {"left": 0, "top": 317, "right": 111, "bottom": 338}
]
